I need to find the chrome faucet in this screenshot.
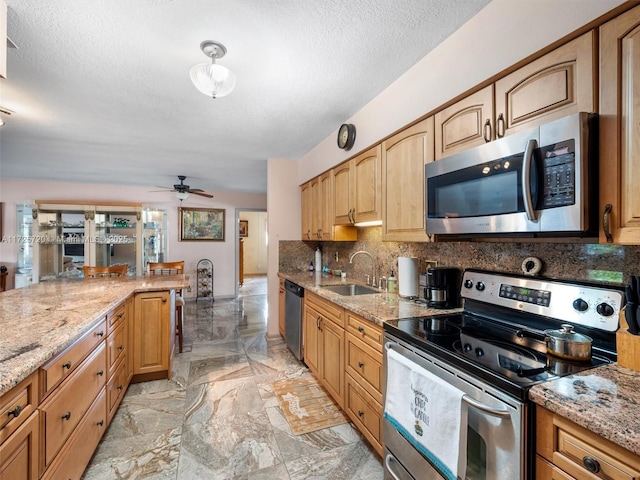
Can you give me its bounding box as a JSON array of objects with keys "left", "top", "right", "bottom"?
[{"left": 349, "top": 250, "right": 377, "bottom": 287}]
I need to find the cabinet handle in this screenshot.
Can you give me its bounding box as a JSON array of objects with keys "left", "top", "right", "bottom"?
[
  {"left": 306, "top": 230, "right": 311, "bottom": 240},
  {"left": 357, "top": 326, "right": 365, "bottom": 333},
  {"left": 97, "top": 420, "right": 104, "bottom": 427},
  {"left": 7, "top": 405, "right": 22, "bottom": 418},
  {"left": 358, "top": 410, "right": 364, "bottom": 417},
  {"left": 603, "top": 203, "right": 613, "bottom": 243},
  {"left": 117, "top": 313, "right": 123, "bottom": 319},
  {"left": 483, "top": 119, "right": 492, "bottom": 142},
  {"left": 317, "top": 229, "right": 322, "bottom": 239},
  {"left": 162, "top": 297, "right": 167, "bottom": 303},
  {"left": 118, "top": 345, "right": 124, "bottom": 351},
  {"left": 358, "top": 362, "right": 364, "bottom": 368},
  {"left": 582, "top": 456, "right": 600, "bottom": 473},
  {"left": 61, "top": 411, "right": 71, "bottom": 421},
  {"left": 97, "top": 370, "right": 104, "bottom": 376},
  {"left": 62, "top": 361, "right": 72, "bottom": 370},
  {"left": 496, "top": 113, "right": 505, "bottom": 138},
  {"left": 96, "top": 331, "right": 104, "bottom": 337},
  {"left": 118, "top": 385, "right": 123, "bottom": 391}
]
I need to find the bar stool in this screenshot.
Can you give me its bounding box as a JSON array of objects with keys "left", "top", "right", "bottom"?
[
  {"left": 147, "top": 261, "right": 185, "bottom": 353},
  {"left": 83, "top": 265, "right": 128, "bottom": 278}
]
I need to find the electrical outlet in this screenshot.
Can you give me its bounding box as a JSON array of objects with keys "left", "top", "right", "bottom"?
[
  {"left": 424, "top": 259, "right": 438, "bottom": 270},
  {"left": 334, "top": 251, "right": 339, "bottom": 262}
]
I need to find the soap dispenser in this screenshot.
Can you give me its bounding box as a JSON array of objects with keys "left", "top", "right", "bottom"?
[
  {"left": 387, "top": 270, "right": 397, "bottom": 293},
  {"left": 315, "top": 247, "right": 322, "bottom": 273}
]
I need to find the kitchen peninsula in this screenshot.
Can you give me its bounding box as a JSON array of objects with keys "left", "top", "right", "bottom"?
[{"left": 0, "top": 275, "right": 188, "bottom": 479}]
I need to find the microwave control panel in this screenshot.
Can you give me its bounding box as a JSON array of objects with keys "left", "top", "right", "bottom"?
[{"left": 539, "top": 139, "right": 575, "bottom": 209}]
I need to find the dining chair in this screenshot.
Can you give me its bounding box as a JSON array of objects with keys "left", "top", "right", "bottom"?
[
  {"left": 83, "top": 264, "right": 128, "bottom": 278},
  {"left": 146, "top": 261, "right": 185, "bottom": 353}
]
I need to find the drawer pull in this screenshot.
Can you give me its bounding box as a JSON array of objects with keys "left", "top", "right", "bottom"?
[
  {"left": 62, "top": 361, "right": 72, "bottom": 370},
  {"left": 118, "top": 385, "right": 123, "bottom": 391},
  {"left": 7, "top": 405, "right": 22, "bottom": 418},
  {"left": 358, "top": 410, "right": 364, "bottom": 417},
  {"left": 357, "top": 326, "right": 365, "bottom": 333},
  {"left": 583, "top": 456, "right": 600, "bottom": 473},
  {"left": 97, "top": 370, "right": 104, "bottom": 376},
  {"left": 358, "top": 362, "right": 364, "bottom": 368},
  {"left": 117, "top": 313, "right": 124, "bottom": 319},
  {"left": 118, "top": 345, "right": 124, "bottom": 351},
  {"left": 61, "top": 411, "right": 71, "bottom": 421},
  {"left": 96, "top": 331, "right": 105, "bottom": 338},
  {"left": 162, "top": 297, "right": 167, "bottom": 303},
  {"left": 97, "top": 420, "right": 104, "bottom": 427}
]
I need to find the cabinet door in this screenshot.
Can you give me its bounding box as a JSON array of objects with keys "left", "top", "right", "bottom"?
[
  {"left": 309, "top": 176, "right": 322, "bottom": 240},
  {"left": 495, "top": 31, "right": 595, "bottom": 139},
  {"left": 278, "top": 280, "right": 285, "bottom": 338},
  {"left": 352, "top": 145, "right": 382, "bottom": 225},
  {"left": 382, "top": 116, "right": 434, "bottom": 241},
  {"left": 302, "top": 303, "right": 321, "bottom": 376},
  {"left": 320, "top": 318, "right": 344, "bottom": 409},
  {"left": 333, "top": 162, "right": 353, "bottom": 225},
  {"left": 319, "top": 172, "right": 333, "bottom": 240},
  {"left": 600, "top": 5, "right": 640, "bottom": 244},
  {"left": 434, "top": 86, "right": 494, "bottom": 160},
  {"left": 300, "top": 182, "right": 312, "bottom": 240},
  {"left": 0, "top": 411, "right": 39, "bottom": 480},
  {"left": 133, "top": 291, "right": 171, "bottom": 377}
]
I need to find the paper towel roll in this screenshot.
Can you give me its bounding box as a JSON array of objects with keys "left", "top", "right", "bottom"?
[{"left": 398, "top": 257, "right": 419, "bottom": 298}]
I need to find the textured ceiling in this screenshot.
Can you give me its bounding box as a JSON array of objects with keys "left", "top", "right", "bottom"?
[{"left": 0, "top": 0, "right": 490, "bottom": 195}]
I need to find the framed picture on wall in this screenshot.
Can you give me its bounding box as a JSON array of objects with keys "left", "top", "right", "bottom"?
[
  {"left": 239, "top": 220, "right": 248, "bottom": 238},
  {"left": 179, "top": 207, "right": 225, "bottom": 241}
]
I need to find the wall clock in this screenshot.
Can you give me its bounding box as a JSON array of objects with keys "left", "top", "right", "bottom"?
[{"left": 337, "top": 123, "right": 356, "bottom": 150}]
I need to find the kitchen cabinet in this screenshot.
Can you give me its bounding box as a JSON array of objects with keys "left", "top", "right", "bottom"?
[
  {"left": 302, "top": 291, "right": 345, "bottom": 408},
  {"left": 278, "top": 278, "right": 285, "bottom": 338},
  {"left": 599, "top": 5, "right": 640, "bottom": 244},
  {"left": 536, "top": 405, "right": 640, "bottom": 479},
  {"left": 435, "top": 31, "right": 596, "bottom": 160},
  {"left": 132, "top": 290, "right": 173, "bottom": 380},
  {"left": 333, "top": 145, "right": 382, "bottom": 226},
  {"left": 106, "top": 301, "right": 129, "bottom": 425},
  {"left": 300, "top": 181, "right": 312, "bottom": 240},
  {"left": 381, "top": 116, "right": 434, "bottom": 241}
]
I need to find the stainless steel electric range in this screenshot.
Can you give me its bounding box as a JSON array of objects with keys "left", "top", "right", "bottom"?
[{"left": 383, "top": 268, "right": 624, "bottom": 480}]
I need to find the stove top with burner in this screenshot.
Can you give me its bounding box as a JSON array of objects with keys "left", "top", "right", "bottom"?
[{"left": 384, "top": 269, "right": 625, "bottom": 401}]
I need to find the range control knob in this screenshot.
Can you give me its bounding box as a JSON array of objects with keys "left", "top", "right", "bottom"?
[
  {"left": 464, "top": 279, "right": 473, "bottom": 289},
  {"left": 463, "top": 343, "right": 473, "bottom": 353},
  {"left": 475, "top": 348, "right": 484, "bottom": 358},
  {"left": 476, "top": 281, "right": 485, "bottom": 292},
  {"left": 596, "top": 303, "right": 615, "bottom": 317},
  {"left": 572, "top": 298, "right": 589, "bottom": 312}
]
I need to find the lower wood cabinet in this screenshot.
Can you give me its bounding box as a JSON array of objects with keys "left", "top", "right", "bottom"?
[
  {"left": 345, "top": 373, "right": 383, "bottom": 456},
  {"left": 279, "top": 278, "right": 285, "bottom": 338},
  {"left": 0, "top": 410, "right": 39, "bottom": 480},
  {"left": 536, "top": 405, "right": 640, "bottom": 479},
  {"left": 133, "top": 290, "right": 173, "bottom": 380}
]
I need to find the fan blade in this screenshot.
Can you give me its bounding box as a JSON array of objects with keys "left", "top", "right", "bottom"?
[
  {"left": 189, "top": 188, "right": 205, "bottom": 192},
  {"left": 191, "top": 191, "right": 214, "bottom": 198}
]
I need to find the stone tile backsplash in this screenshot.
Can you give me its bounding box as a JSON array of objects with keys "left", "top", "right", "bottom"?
[{"left": 279, "top": 227, "right": 640, "bottom": 286}]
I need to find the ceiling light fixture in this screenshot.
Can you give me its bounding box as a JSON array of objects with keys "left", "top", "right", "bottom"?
[
  {"left": 0, "top": 106, "right": 13, "bottom": 127},
  {"left": 175, "top": 191, "right": 190, "bottom": 201},
  {"left": 189, "top": 40, "right": 236, "bottom": 98}
]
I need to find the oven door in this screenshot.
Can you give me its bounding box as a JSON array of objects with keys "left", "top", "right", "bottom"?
[{"left": 383, "top": 334, "right": 527, "bottom": 480}]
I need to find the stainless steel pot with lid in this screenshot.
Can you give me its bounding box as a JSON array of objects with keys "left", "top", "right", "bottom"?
[{"left": 544, "top": 324, "right": 593, "bottom": 361}]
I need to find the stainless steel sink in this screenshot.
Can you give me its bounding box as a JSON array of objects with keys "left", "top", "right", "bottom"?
[{"left": 321, "top": 284, "right": 380, "bottom": 296}]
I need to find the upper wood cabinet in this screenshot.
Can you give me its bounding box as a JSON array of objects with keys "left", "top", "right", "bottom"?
[
  {"left": 599, "top": 4, "right": 640, "bottom": 244},
  {"left": 435, "top": 31, "right": 596, "bottom": 160},
  {"left": 333, "top": 145, "right": 382, "bottom": 226},
  {"left": 300, "top": 182, "right": 312, "bottom": 240},
  {"left": 381, "top": 116, "right": 434, "bottom": 241}
]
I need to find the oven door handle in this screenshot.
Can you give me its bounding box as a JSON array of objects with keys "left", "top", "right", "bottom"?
[
  {"left": 463, "top": 395, "right": 512, "bottom": 419},
  {"left": 384, "top": 454, "right": 404, "bottom": 480}
]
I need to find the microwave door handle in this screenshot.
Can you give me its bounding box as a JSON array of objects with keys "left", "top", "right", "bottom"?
[{"left": 522, "top": 138, "right": 538, "bottom": 222}]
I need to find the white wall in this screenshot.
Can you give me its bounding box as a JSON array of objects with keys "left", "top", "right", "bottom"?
[
  {"left": 297, "top": 0, "right": 627, "bottom": 184},
  {"left": 0, "top": 179, "right": 267, "bottom": 296},
  {"left": 266, "top": 158, "right": 300, "bottom": 338}
]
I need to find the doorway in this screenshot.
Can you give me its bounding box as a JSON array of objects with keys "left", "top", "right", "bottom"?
[{"left": 235, "top": 208, "right": 267, "bottom": 297}]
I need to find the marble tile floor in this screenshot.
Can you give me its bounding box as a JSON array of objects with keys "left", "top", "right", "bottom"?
[{"left": 82, "top": 276, "right": 384, "bottom": 479}]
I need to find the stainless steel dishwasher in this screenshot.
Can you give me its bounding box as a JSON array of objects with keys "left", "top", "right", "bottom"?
[{"left": 284, "top": 280, "right": 304, "bottom": 360}]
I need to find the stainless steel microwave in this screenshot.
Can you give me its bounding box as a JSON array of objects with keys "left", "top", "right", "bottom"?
[{"left": 425, "top": 112, "right": 597, "bottom": 236}]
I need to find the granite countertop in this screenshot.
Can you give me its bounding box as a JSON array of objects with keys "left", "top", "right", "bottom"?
[
  {"left": 0, "top": 275, "right": 189, "bottom": 397},
  {"left": 279, "top": 271, "right": 462, "bottom": 326},
  {"left": 529, "top": 364, "right": 640, "bottom": 456}
]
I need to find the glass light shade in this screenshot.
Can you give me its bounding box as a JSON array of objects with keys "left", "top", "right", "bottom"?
[
  {"left": 175, "top": 191, "right": 190, "bottom": 200},
  {"left": 189, "top": 63, "right": 237, "bottom": 98}
]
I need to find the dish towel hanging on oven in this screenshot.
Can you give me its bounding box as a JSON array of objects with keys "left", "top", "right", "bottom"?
[{"left": 384, "top": 348, "right": 467, "bottom": 480}]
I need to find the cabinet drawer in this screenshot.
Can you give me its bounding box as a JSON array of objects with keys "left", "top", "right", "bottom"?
[
  {"left": 345, "top": 373, "right": 382, "bottom": 456},
  {"left": 40, "top": 319, "right": 107, "bottom": 398},
  {"left": 107, "top": 321, "right": 126, "bottom": 378},
  {"left": 106, "top": 358, "right": 128, "bottom": 425},
  {"left": 106, "top": 301, "right": 126, "bottom": 334},
  {"left": 0, "top": 371, "right": 39, "bottom": 444},
  {"left": 0, "top": 410, "right": 39, "bottom": 480},
  {"left": 40, "top": 343, "right": 106, "bottom": 468},
  {"left": 345, "top": 312, "right": 383, "bottom": 352},
  {"left": 41, "top": 388, "right": 107, "bottom": 480},
  {"left": 345, "top": 333, "right": 383, "bottom": 404},
  {"left": 305, "top": 292, "right": 344, "bottom": 327}
]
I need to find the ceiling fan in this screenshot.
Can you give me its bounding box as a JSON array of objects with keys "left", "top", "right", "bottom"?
[{"left": 154, "top": 175, "right": 214, "bottom": 200}]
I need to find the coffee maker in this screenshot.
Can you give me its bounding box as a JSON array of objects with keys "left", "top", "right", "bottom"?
[{"left": 424, "top": 267, "right": 461, "bottom": 309}]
